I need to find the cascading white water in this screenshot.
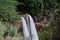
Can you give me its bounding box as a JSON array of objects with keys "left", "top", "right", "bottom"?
[
  {"left": 21, "top": 17, "right": 30, "bottom": 40},
  {"left": 28, "top": 15, "right": 39, "bottom": 40}
]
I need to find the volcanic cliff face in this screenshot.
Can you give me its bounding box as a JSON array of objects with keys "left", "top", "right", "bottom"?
[{"left": 35, "top": 16, "right": 50, "bottom": 30}]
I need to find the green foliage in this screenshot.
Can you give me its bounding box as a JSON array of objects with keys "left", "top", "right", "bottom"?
[
  {"left": 0, "top": 21, "right": 7, "bottom": 40},
  {"left": 38, "top": 26, "right": 57, "bottom": 40},
  {"left": 7, "top": 24, "right": 17, "bottom": 37},
  {"left": 0, "top": 0, "right": 19, "bottom": 23},
  {"left": 0, "top": 21, "right": 24, "bottom": 40},
  {"left": 17, "top": 0, "right": 42, "bottom": 16},
  {"left": 18, "top": 0, "right": 60, "bottom": 16}
]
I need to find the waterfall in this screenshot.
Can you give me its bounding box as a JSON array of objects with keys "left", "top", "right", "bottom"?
[
  {"left": 28, "top": 15, "right": 39, "bottom": 40},
  {"left": 21, "top": 17, "right": 30, "bottom": 40},
  {"left": 21, "top": 14, "right": 39, "bottom": 40}
]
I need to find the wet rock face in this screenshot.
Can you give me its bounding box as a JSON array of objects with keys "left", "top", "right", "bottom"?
[
  {"left": 3, "top": 32, "right": 12, "bottom": 40},
  {"left": 3, "top": 32, "right": 8, "bottom": 38}
]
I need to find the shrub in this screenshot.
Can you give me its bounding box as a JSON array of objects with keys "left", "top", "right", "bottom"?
[{"left": 0, "top": 0, "right": 19, "bottom": 23}]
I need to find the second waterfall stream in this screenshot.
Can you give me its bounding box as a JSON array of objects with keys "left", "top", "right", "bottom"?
[{"left": 21, "top": 14, "right": 39, "bottom": 40}]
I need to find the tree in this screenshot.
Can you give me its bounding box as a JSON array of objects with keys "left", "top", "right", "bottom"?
[
  {"left": 17, "top": 0, "right": 41, "bottom": 16},
  {"left": 0, "top": 0, "right": 19, "bottom": 23}
]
